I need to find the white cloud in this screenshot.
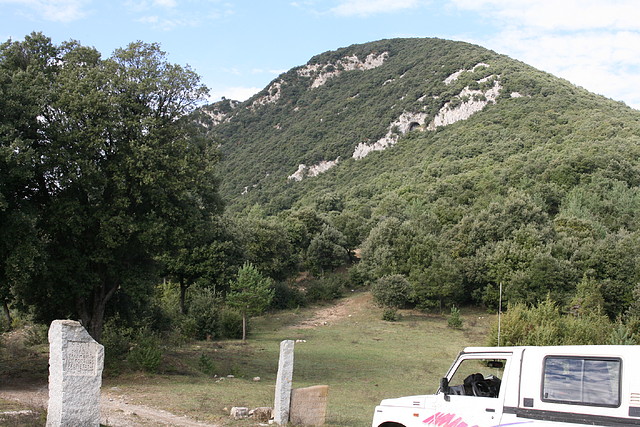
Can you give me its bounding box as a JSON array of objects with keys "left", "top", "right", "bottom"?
[
  {"left": 153, "top": 0, "right": 176, "bottom": 7},
  {"left": 448, "top": 0, "right": 640, "bottom": 109},
  {"left": 127, "top": 0, "right": 234, "bottom": 29},
  {"left": 0, "top": 0, "right": 90, "bottom": 22},
  {"left": 450, "top": 0, "right": 639, "bottom": 31},
  {"left": 329, "top": 0, "right": 425, "bottom": 17},
  {"left": 214, "top": 86, "right": 261, "bottom": 102}
]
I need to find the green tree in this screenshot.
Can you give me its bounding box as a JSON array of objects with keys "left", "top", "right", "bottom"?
[
  {"left": 162, "top": 218, "right": 242, "bottom": 314},
  {"left": 226, "top": 262, "right": 274, "bottom": 341},
  {"left": 371, "top": 274, "right": 411, "bottom": 309},
  {"left": 306, "top": 224, "right": 349, "bottom": 273},
  {"left": 2, "top": 34, "right": 220, "bottom": 340},
  {"left": 0, "top": 33, "right": 55, "bottom": 327}
]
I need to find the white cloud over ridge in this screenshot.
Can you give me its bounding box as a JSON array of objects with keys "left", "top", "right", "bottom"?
[
  {"left": 449, "top": 0, "right": 640, "bottom": 109},
  {"left": 329, "top": 0, "right": 424, "bottom": 17},
  {"left": 0, "top": 0, "right": 90, "bottom": 22},
  {"left": 214, "top": 86, "right": 262, "bottom": 102}
]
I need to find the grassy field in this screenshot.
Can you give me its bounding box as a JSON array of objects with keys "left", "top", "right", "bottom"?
[{"left": 100, "top": 291, "right": 495, "bottom": 426}]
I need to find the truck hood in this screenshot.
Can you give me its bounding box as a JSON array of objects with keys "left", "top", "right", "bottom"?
[{"left": 379, "top": 394, "right": 436, "bottom": 409}]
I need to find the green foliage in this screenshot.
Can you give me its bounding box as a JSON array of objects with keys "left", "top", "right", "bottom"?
[
  {"left": 271, "top": 281, "right": 307, "bottom": 309},
  {"left": 306, "top": 224, "right": 349, "bottom": 274},
  {"left": 447, "top": 306, "right": 463, "bottom": 329},
  {"left": 226, "top": 262, "right": 274, "bottom": 340},
  {"left": 128, "top": 331, "right": 163, "bottom": 373},
  {"left": 488, "top": 297, "right": 622, "bottom": 346},
  {"left": 185, "top": 284, "right": 221, "bottom": 340},
  {"left": 1, "top": 33, "right": 221, "bottom": 341},
  {"left": 101, "top": 318, "right": 134, "bottom": 366},
  {"left": 23, "top": 323, "right": 48, "bottom": 347},
  {"left": 198, "top": 353, "right": 216, "bottom": 376},
  {"left": 305, "top": 274, "right": 346, "bottom": 303},
  {"left": 382, "top": 308, "right": 399, "bottom": 322},
  {"left": 371, "top": 274, "right": 411, "bottom": 309}
]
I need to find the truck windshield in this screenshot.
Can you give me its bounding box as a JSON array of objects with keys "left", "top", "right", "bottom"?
[{"left": 447, "top": 358, "right": 506, "bottom": 398}]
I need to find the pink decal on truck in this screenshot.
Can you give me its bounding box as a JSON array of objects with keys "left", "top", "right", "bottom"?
[{"left": 423, "top": 412, "right": 479, "bottom": 427}]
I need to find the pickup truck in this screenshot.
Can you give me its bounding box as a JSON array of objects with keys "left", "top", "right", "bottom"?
[{"left": 372, "top": 345, "right": 640, "bottom": 426}]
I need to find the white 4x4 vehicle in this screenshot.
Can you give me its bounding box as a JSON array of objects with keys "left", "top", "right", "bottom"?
[{"left": 372, "top": 346, "right": 640, "bottom": 426}]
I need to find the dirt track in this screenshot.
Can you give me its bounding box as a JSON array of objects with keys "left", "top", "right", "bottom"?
[{"left": 0, "top": 383, "right": 221, "bottom": 426}]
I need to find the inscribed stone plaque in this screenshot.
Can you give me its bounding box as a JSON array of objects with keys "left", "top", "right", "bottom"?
[
  {"left": 65, "top": 341, "right": 99, "bottom": 376},
  {"left": 289, "top": 385, "right": 329, "bottom": 426},
  {"left": 46, "top": 320, "right": 104, "bottom": 427}
]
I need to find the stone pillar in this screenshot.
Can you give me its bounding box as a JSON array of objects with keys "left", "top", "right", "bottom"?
[
  {"left": 46, "top": 320, "right": 104, "bottom": 427},
  {"left": 273, "top": 339, "right": 295, "bottom": 425},
  {"left": 290, "top": 385, "right": 329, "bottom": 426}
]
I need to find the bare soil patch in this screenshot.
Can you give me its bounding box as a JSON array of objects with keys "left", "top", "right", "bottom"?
[{"left": 289, "top": 291, "right": 373, "bottom": 329}]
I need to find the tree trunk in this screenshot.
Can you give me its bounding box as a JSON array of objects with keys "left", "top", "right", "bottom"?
[
  {"left": 77, "top": 281, "right": 120, "bottom": 342},
  {"left": 2, "top": 299, "right": 13, "bottom": 330},
  {"left": 242, "top": 313, "right": 247, "bottom": 342},
  {"left": 179, "top": 279, "right": 188, "bottom": 315}
]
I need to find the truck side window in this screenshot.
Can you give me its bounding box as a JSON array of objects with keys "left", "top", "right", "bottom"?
[
  {"left": 447, "top": 358, "right": 505, "bottom": 398},
  {"left": 542, "top": 356, "right": 621, "bottom": 407}
]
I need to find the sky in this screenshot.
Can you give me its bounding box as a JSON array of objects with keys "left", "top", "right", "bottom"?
[{"left": 1, "top": 0, "right": 639, "bottom": 109}]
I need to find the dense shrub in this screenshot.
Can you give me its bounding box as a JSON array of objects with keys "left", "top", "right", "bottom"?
[
  {"left": 128, "top": 330, "right": 163, "bottom": 373},
  {"left": 271, "top": 281, "right": 307, "bottom": 309},
  {"left": 187, "top": 285, "right": 222, "bottom": 340},
  {"left": 305, "top": 274, "right": 345, "bottom": 303},
  {"left": 382, "top": 308, "right": 399, "bottom": 322},
  {"left": 101, "top": 318, "right": 134, "bottom": 366},
  {"left": 217, "top": 308, "right": 244, "bottom": 339},
  {"left": 487, "top": 297, "right": 625, "bottom": 346},
  {"left": 371, "top": 274, "right": 411, "bottom": 309}
]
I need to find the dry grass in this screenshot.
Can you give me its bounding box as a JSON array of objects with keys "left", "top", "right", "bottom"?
[
  {"left": 0, "top": 292, "right": 495, "bottom": 426},
  {"left": 103, "top": 292, "right": 495, "bottom": 426}
]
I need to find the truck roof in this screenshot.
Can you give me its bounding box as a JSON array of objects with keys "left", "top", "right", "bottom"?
[{"left": 462, "top": 345, "right": 639, "bottom": 356}]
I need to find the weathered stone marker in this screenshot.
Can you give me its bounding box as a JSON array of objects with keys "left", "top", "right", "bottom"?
[
  {"left": 46, "top": 320, "right": 104, "bottom": 427},
  {"left": 290, "top": 385, "right": 329, "bottom": 426},
  {"left": 273, "top": 339, "right": 295, "bottom": 425}
]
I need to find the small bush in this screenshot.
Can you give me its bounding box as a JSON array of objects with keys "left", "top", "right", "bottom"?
[
  {"left": 372, "top": 274, "right": 411, "bottom": 309},
  {"left": 487, "top": 297, "right": 615, "bottom": 346},
  {"left": 271, "top": 281, "right": 307, "bottom": 309},
  {"left": 128, "top": 331, "right": 162, "bottom": 373},
  {"left": 382, "top": 308, "right": 399, "bottom": 322},
  {"left": 24, "top": 323, "right": 48, "bottom": 346},
  {"left": 217, "top": 309, "right": 243, "bottom": 339},
  {"left": 305, "top": 275, "right": 345, "bottom": 303},
  {"left": 101, "top": 320, "right": 134, "bottom": 366},
  {"left": 447, "top": 306, "right": 463, "bottom": 329},
  {"left": 198, "top": 353, "right": 216, "bottom": 376},
  {"left": 187, "top": 285, "right": 221, "bottom": 340}
]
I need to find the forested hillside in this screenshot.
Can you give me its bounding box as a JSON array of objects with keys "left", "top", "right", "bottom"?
[
  {"left": 3, "top": 34, "right": 639, "bottom": 349},
  {"left": 201, "top": 38, "right": 640, "bottom": 320}
]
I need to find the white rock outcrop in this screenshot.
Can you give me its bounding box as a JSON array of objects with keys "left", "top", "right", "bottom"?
[
  {"left": 444, "top": 63, "right": 490, "bottom": 85},
  {"left": 352, "top": 111, "right": 427, "bottom": 160},
  {"left": 427, "top": 78, "right": 502, "bottom": 130},
  {"left": 202, "top": 100, "right": 239, "bottom": 126},
  {"left": 251, "top": 80, "right": 283, "bottom": 108},
  {"left": 288, "top": 158, "right": 340, "bottom": 181},
  {"left": 298, "top": 52, "right": 389, "bottom": 88}
]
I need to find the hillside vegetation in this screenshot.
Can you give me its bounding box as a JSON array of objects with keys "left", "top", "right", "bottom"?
[{"left": 202, "top": 38, "right": 640, "bottom": 321}]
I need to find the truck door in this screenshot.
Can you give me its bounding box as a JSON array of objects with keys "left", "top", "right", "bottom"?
[{"left": 429, "top": 356, "right": 510, "bottom": 427}]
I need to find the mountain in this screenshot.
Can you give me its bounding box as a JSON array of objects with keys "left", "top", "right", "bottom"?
[
  {"left": 197, "top": 38, "right": 640, "bottom": 316},
  {"left": 199, "top": 38, "right": 637, "bottom": 211}
]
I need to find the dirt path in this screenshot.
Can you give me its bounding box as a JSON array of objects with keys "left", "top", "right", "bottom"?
[
  {"left": 289, "top": 291, "right": 372, "bottom": 329},
  {"left": 0, "top": 383, "right": 221, "bottom": 426}
]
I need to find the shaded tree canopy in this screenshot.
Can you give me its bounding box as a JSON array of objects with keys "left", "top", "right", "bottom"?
[{"left": 1, "top": 33, "right": 222, "bottom": 340}]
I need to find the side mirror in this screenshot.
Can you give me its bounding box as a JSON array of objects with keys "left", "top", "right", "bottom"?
[{"left": 440, "top": 377, "right": 450, "bottom": 401}]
